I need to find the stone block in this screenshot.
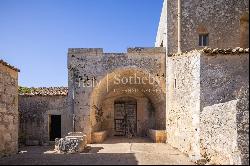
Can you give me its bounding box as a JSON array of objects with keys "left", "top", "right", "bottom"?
[
  {"left": 148, "top": 129, "right": 166, "bottom": 143},
  {"left": 55, "top": 132, "right": 87, "bottom": 153},
  {"left": 92, "top": 131, "right": 108, "bottom": 143}
]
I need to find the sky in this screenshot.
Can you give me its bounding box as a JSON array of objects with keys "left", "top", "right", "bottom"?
[{"left": 0, "top": 0, "right": 163, "bottom": 87}]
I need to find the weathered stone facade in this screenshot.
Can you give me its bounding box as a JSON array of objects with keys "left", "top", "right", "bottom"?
[
  {"left": 67, "top": 48, "right": 166, "bottom": 143},
  {"left": 156, "top": 0, "right": 249, "bottom": 54},
  {"left": 166, "top": 50, "right": 201, "bottom": 160},
  {"left": 236, "top": 87, "right": 249, "bottom": 165},
  {"left": 65, "top": 45, "right": 249, "bottom": 164},
  {"left": 0, "top": 60, "right": 19, "bottom": 157},
  {"left": 19, "top": 90, "right": 72, "bottom": 145},
  {"left": 166, "top": 49, "right": 249, "bottom": 164},
  {"left": 155, "top": 1, "right": 249, "bottom": 164}
]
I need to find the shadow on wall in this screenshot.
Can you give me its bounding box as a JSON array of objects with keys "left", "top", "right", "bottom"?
[
  {"left": 200, "top": 54, "right": 249, "bottom": 109},
  {"left": 236, "top": 87, "right": 249, "bottom": 165},
  {"left": 199, "top": 53, "right": 249, "bottom": 164}
]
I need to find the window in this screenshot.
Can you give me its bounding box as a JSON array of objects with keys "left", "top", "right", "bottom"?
[
  {"left": 174, "top": 79, "right": 177, "bottom": 89},
  {"left": 199, "top": 34, "right": 209, "bottom": 46},
  {"left": 160, "top": 40, "right": 164, "bottom": 47}
]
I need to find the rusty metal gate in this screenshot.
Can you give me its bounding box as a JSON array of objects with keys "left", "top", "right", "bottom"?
[{"left": 114, "top": 98, "right": 137, "bottom": 137}]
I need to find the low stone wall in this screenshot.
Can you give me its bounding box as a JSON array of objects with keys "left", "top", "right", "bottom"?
[
  {"left": 200, "top": 100, "right": 240, "bottom": 165},
  {"left": 19, "top": 95, "right": 72, "bottom": 145},
  {"left": 200, "top": 88, "right": 249, "bottom": 165},
  {"left": 0, "top": 60, "right": 19, "bottom": 157},
  {"left": 236, "top": 88, "right": 249, "bottom": 165},
  {"left": 148, "top": 129, "right": 166, "bottom": 143}
]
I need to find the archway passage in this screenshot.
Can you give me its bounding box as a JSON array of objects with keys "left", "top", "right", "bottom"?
[
  {"left": 89, "top": 67, "right": 166, "bottom": 140},
  {"left": 114, "top": 97, "right": 137, "bottom": 137}
]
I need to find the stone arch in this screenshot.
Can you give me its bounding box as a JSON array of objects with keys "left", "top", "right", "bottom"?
[
  {"left": 89, "top": 66, "right": 166, "bottom": 137},
  {"left": 240, "top": 12, "right": 249, "bottom": 48}
]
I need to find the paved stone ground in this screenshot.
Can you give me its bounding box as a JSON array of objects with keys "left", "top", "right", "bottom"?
[{"left": 0, "top": 137, "right": 194, "bottom": 165}]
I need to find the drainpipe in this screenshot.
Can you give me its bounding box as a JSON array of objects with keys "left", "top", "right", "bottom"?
[
  {"left": 72, "top": 69, "right": 76, "bottom": 132},
  {"left": 177, "top": 0, "right": 182, "bottom": 53}
]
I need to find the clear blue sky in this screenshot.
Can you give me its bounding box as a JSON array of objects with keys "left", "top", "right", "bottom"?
[{"left": 0, "top": 0, "right": 163, "bottom": 87}]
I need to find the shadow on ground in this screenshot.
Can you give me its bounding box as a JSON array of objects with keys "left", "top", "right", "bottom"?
[
  {"left": 0, "top": 146, "right": 138, "bottom": 165},
  {"left": 0, "top": 138, "right": 194, "bottom": 165},
  {"left": 100, "top": 137, "right": 153, "bottom": 144}
]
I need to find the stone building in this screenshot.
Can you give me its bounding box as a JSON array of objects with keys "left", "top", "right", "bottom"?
[
  {"left": 18, "top": 87, "right": 71, "bottom": 145},
  {"left": 155, "top": 0, "right": 249, "bottom": 54},
  {"left": 0, "top": 60, "right": 19, "bottom": 157},
  {"left": 66, "top": 47, "right": 249, "bottom": 164}
]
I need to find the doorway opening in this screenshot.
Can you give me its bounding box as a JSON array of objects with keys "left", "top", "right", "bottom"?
[
  {"left": 114, "top": 97, "right": 137, "bottom": 137},
  {"left": 49, "top": 115, "right": 61, "bottom": 141}
]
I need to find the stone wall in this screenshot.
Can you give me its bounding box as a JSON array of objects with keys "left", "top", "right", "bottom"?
[
  {"left": 181, "top": 0, "right": 249, "bottom": 52},
  {"left": 19, "top": 95, "right": 72, "bottom": 145},
  {"left": 236, "top": 87, "right": 249, "bottom": 165},
  {"left": 200, "top": 91, "right": 249, "bottom": 165},
  {"left": 200, "top": 51, "right": 249, "bottom": 109},
  {"left": 156, "top": 0, "right": 249, "bottom": 54},
  {"left": 68, "top": 47, "right": 166, "bottom": 143},
  {"left": 200, "top": 100, "right": 240, "bottom": 164},
  {"left": 200, "top": 51, "right": 249, "bottom": 164},
  {"left": 166, "top": 49, "right": 249, "bottom": 164},
  {"left": 0, "top": 61, "right": 19, "bottom": 157},
  {"left": 166, "top": 51, "right": 201, "bottom": 160}
]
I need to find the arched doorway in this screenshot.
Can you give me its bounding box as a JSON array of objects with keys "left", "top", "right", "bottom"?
[
  {"left": 114, "top": 97, "right": 137, "bottom": 137},
  {"left": 89, "top": 67, "right": 166, "bottom": 141}
]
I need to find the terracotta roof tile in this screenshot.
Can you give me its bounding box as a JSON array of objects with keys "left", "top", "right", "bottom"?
[
  {"left": 0, "top": 59, "right": 20, "bottom": 72},
  {"left": 19, "top": 87, "right": 68, "bottom": 96}
]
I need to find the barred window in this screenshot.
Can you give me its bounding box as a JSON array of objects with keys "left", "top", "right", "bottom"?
[{"left": 199, "top": 34, "right": 209, "bottom": 46}]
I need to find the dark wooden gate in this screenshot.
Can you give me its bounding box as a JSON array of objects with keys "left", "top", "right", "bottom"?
[{"left": 114, "top": 98, "right": 137, "bottom": 136}]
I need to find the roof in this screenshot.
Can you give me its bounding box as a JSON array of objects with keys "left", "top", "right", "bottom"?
[
  {"left": 169, "top": 47, "right": 249, "bottom": 57},
  {"left": 0, "top": 59, "right": 20, "bottom": 72},
  {"left": 19, "top": 87, "right": 68, "bottom": 96},
  {"left": 202, "top": 47, "right": 249, "bottom": 54}
]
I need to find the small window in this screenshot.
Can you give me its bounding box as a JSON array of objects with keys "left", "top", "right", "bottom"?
[
  {"left": 199, "top": 34, "right": 209, "bottom": 46},
  {"left": 160, "top": 40, "right": 164, "bottom": 47}
]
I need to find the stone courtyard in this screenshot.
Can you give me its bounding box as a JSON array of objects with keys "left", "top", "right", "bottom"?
[
  {"left": 0, "top": 0, "right": 249, "bottom": 165},
  {"left": 0, "top": 138, "right": 194, "bottom": 165}
]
